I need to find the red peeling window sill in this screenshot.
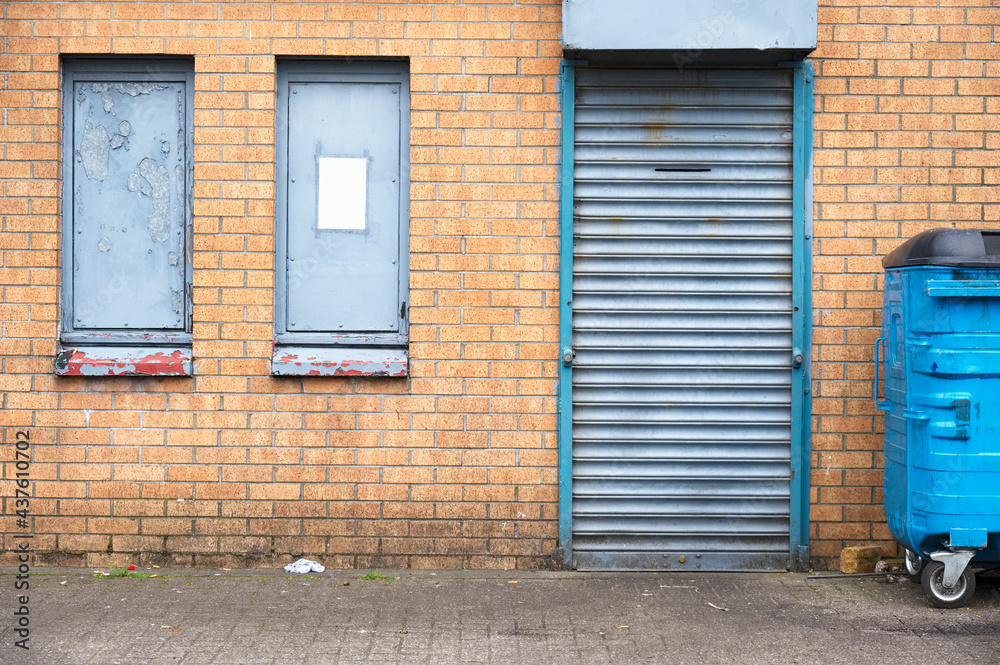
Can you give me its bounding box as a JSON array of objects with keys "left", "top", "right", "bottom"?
[{"left": 54, "top": 346, "right": 192, "bottom": 377}]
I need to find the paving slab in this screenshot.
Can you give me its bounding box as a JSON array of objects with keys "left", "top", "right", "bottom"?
[{"left": 1, "top": 567, "right": 998, "bottom": 664}]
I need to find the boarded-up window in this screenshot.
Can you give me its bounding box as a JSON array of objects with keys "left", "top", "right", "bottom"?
[
  {"left": 57, "top": 59, "right": 193, "bottom": 377},
  {"left": 272, "top": 61, "right": 410, "bottom": 377}
]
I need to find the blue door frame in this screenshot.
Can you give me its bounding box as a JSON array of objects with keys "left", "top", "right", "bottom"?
[{"left": 556, "top": 59, "right": 814, "bottom": 570}]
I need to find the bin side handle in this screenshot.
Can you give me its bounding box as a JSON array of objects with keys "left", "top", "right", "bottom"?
[
  {"left": 874, "top": 337, "right": 890, "bottom": 411},
  {"left": 926, "top": 279, "right": 1000, "bottom": 297}
]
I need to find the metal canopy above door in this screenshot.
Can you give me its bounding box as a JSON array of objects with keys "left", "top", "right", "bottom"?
[{"left": 568, "top": 67, "right": 797, "bottom": 571}]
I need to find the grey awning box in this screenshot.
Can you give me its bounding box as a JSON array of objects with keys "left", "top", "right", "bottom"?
[{"left": 562, "top": 0, "right": 818, "bottom": 52}]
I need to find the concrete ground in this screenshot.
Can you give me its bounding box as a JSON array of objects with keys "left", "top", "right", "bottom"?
[{"left": 1, "top": 566, "right": 998, "bottom": 664}]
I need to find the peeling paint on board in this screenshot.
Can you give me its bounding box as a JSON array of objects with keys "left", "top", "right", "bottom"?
[
  {"left": 80, "top": 121, "right": 110, "bottom": 181},
  {"left": 54, "top": 347, "right": 192, "bottom": 377},
  {"left": 110, "top": 120, "right": 131, "bottom": 150},
  {"left": 177, "top": 91, "right": 186, "bottom": 166},
  {"left": 91, "top": 82, "right": 168, "bottom": 115},
  {"left": 175, "top": 164, "right": 184, "bottom": 201},
  {"left": 128, "top": 157, "right": 171, "bottom": 243}
]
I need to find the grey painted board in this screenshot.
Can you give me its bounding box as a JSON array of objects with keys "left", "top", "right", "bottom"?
[
  {"left": 571, "top": 67, "right": 794, "bottom": 571},
  {"left": 562, "top": 0, "right": 818, "bottom": 51},
  {"left": 65, "top": 68, "right": 190, "bottom": 334},
  {"left": 286, "top": 80, "right": 401, "bottom": 333}
]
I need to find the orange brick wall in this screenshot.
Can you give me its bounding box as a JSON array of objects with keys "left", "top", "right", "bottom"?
[
  {"left": 3, "top": 0, "right": 995, "bottom": 572},
  {"left": 0, "top": 0, "right": 562, "bottom": 570},
  {"left": 810, "top": 0, "right": 1000, "bottom": 568}
]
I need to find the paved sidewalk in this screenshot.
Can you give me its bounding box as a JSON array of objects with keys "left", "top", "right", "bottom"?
[{"left": 1, "top": 567, "right": 998, "bottom": 664}]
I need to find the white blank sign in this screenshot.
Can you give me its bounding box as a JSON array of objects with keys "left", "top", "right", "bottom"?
[{"left": 317, "top": 157, "right": 367, "bottom": 230}]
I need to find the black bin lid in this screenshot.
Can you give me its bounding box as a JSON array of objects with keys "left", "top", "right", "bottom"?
[{"left": 882, "top": 228, "right": 1000, "bottom": 268}]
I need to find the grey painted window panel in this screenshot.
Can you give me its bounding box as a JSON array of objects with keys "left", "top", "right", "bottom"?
[
  {"left": 61, "top": 60, "right": 193, "bottom": 345},
  {"left": 275, "top": 61, "right": 410, "bottom": 348},
  {"left": 287, "top": 81, "right": 400, "bottom": 333},
  {"left": 72, "top": 82, "right": 186, "bottom": 330}
]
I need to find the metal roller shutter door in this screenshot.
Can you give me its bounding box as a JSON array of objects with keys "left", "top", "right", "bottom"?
[{"left": 571, "top": 68, "right": 795, "bottom": 571}]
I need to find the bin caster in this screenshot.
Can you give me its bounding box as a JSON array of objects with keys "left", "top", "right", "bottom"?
[
  {"left": 920, "top": 560, "right": 976, "bottom": 609},
  {"left": 904, "top": 549, "right": 923, "bottom": 584}
]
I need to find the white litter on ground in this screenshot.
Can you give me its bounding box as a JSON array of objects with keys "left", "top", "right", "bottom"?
[{"left": 284, "top": 558, "right": 325, "bottom": 574}]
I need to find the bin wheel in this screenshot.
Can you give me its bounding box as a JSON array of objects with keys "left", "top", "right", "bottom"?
[
  {"left": 920, "top": 561, "right": 976, "bottom": 609},
  {"left": 904, "top": 549, "right": 923, "bottom": 584}
]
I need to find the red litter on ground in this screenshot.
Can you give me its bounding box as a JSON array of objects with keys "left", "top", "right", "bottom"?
[{"left": 128, "top": 565, "right": 135, "bottom": 571}]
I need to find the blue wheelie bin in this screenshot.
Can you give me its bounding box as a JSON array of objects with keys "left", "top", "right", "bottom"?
[{"left": 877, "top": 228, "right": 1000, "bottom": 608}]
